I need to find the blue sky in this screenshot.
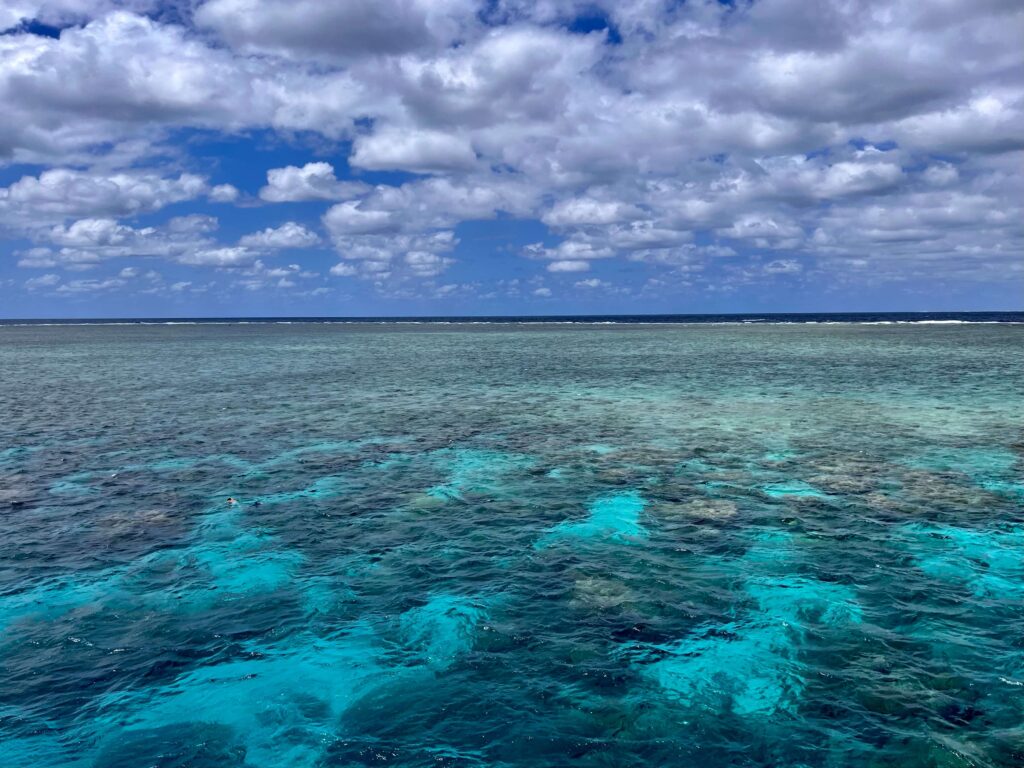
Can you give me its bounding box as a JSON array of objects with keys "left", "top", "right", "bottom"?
[{"left": 0, "top": 1, "right": 1021, "bottom": 318}]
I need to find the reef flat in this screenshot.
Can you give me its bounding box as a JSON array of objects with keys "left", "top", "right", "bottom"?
[{"left": 1, "top": 321, "right": 1021, "bottom": 766}]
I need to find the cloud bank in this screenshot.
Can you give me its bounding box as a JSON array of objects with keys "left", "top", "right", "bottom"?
[{"left": 0, "top": 0, "right": 1021, "bottom": 311}]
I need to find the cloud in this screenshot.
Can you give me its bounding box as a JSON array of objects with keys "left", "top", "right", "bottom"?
[
  {"left": 0, "top": 12, "right": 263, "bottom": 163},
  {"left": 238, "top": 222, "right": 321, "bottom": 249},
  {"left": 167, "top": 214, "right": 219, "bottom": 235},
  {"left": 891, "top": 92, "right": 1024, "bottom": 155},
  {"left": 329, "top": 262, "right": 358, "bottom": 277},
  {"left": 24, "top": 272, "right": 60, "bottom": 290},
  {"left": 48, "top": 218, "right": 147, "bottom": 247},
  {"left": 16, "top": 247, "right": 63, "bottom": 269},
  {"left": 229, "top": 260, "right": 319, "bottom": 291},
  {"left": 209, "top": 184, "right": 240, "bottom": 203},
  {"left": 542, "top": 198, "right": 643, "bottom": 228},
  {"left": 0, "top": 169, "right": 207, "bottom": 225},
  {"left": 350, "top": 127, "right": 477, "bottom": 173},
  {"left": 1, "top": 2, "right": 162, "bottom": 32},
  {"left": 327, "top": 230, "right": 458, "bottom": 280},
  {"left": 55, "top": 277, "right": 126, "bottom": 294},
  {"left": 176, "top": 246, "right": 257, "bottom": 267},
  {"left": 259, "top": 163, "right": 369, "bottom": 202},
  {"left": 195, "top": 0, "right": 475, "bottom": 61},
  {"left": 15, "top": 214, "right": 264, "bottom": 271},
  {"left": 526, "top": 240, "right": 614, "bottom": 263},
  {"left": 0, "top": 0, "right": 1020, "bottom": 296},
  {"left": 763, "top": 259, "right": 803, "bottom": 274},
  {"left": 404, "top": 250, "right": 454, "bottom": 277},
  {"left": 323, "top": 202, "right": 398, "bottom": 236},
  {"left": 547, "top": 259, "right": 590, "bottom": 272}
]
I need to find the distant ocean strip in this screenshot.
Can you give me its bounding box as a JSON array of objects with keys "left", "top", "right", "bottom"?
[{"left": 1, "top": 312, "right": 1022, "bottom": 326}]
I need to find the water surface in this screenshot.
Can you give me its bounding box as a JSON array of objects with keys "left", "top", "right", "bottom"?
[{"left": 1, "top": 322, "right": 1022, "bottom": 766}]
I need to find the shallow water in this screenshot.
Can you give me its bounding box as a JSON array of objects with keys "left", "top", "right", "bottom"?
[{"left": 1, "top": 322, "right": 1022, "bottom": 767}]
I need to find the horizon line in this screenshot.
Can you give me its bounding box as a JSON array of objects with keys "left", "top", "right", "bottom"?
[{"left": 3, "top": 309, "right": 1023, "bottom": 323}]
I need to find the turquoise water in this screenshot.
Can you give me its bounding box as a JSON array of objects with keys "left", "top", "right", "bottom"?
[{"left": 0, "top": 322, "right": 1022, "bottom": 767}]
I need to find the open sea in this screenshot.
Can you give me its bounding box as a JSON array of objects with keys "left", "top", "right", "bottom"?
[{"left": 1, "top": 314, "right": 1022, "bottom": 767}]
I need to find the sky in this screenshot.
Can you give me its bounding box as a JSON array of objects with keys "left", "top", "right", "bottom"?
[{"left": 0, "top": 0, "right": 1021, "bottom": 318}]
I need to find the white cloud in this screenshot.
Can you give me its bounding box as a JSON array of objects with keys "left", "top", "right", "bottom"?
[
  {"left": 0, "top": 0, "right": 1020, "bottom": 291},
  {"left": 15, "top": 215, "right": 244, "bottom": 270},
  {"left": 1, "top": 2, "right": 162, "bottom": 32},
  {"left": 238, "top": 222, "right": 321, "bottom": 249},
  {"left": 17, "top": 247, "right": 62, "bottom": 269},
  {"left": 350, "top": 127, "right": 477, "bottom": 173},
  {"left": 329, "top": 262, "right": 358, "bottom": 277},
  {"left": 24, "top": 272, "right": 60, "bottom": 290},
  {"left": 0, "top": 169, "right": 207, "bottom": 224},
  {"left": 327, "top": 229, "right": 458, "bottom": 280},
  {"left": 259, "top": 163, "right": 369, "bottom": 203},
  {"left": 55, "top": 277, "right": 126, "bottom": 294},
  {"left": 547, "top": 259, "right": 590, "bottom": 272},
  {"left": 543, "top": 198, "right": 643, "bottom": 228},
  {"left": 228, "top": 260, "right": 319, "bottom": 290},
  {"left": 526, "top": 240, "right": 614, "bottom": 262},
  {"left": 404, "top": 250, "right": 454, "bottom": 277},
  {"left": 49, "top": 218, "right": 146, "bottom": 247},
  {"left": 209, "top": 184, "right": 240, "bottom": 203},
  {"left": 177, "top": 246, "right": 256, "bottom": 267},
  {"left": 0, "top": 12, "right": 268, "bottom": 163},
  {"left": 323, "top": 202, "right": 398, "bottom": 236}
]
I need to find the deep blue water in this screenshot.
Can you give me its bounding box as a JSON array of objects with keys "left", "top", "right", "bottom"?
[{"left": 1, "top": 321, "right": 1022, "bottom": 767}]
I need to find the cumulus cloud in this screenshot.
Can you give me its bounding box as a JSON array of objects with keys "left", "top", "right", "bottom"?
[
  {"left": 329, "top": 262, "right": 359, "bottom": 277},
  {"left": 323, "top": 202, "right": 398, "bottom": 236},
  {"left": 327, "top": 229, "right": 458, "bottom": 280},
  {"left": 55, "top": 277, "right": 126, "bottom": 294},
  {"left": 0, "top": 169, "right": 207, "bottom": 225},
  {"left": 404, "top": 250, "right": 454, "bottom": 277},
  {"left": 48, "top": 218, "right": 147, "bottom": 248},
  {"left": 575, "top": 278, "right": 611, "bottom": 289},
  {"left": 229, "top": 259, "right": 319, "bottom": 291},
  {"left": 209, "top": 183, "right": 240, "bottom": 203},
  {"left": 15, "top": 214, "right": 261, "bottom": 270},
  {"left": 0, "top": 0, "right": 1021, "bottom": 299},
  {"left": 547, "top": 260, "right": 590, "bottom": 273},
  {"left": 350, "top": 127, "right": 477, "bottom": 173},
  {"left": 259, "top": 163, "right": 369, "bottom": 203},
  {"left": 195, "top": 0, "right": 476, "bottom": 61},
  {"left": 542, "top": 199, "right": 644, "bottom": 229},
  {"left": 0, "top": 12, "right": 263, "bottom": 163},
  {"left": 526, "top": 240, "right": 614, "bottom": 263},
  {"left": 238, "top": 222, "right": 321, "bottom": 249},
  {"left": 24, "top": 272, "right": 60, "bottom": 290},
  {"left": 176, "top": 246, "right": 256, "bottom": 267}
]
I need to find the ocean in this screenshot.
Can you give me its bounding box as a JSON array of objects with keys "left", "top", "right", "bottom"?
[{"left": 1, "top": 316, "right": 1022, "bottom": 766}]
